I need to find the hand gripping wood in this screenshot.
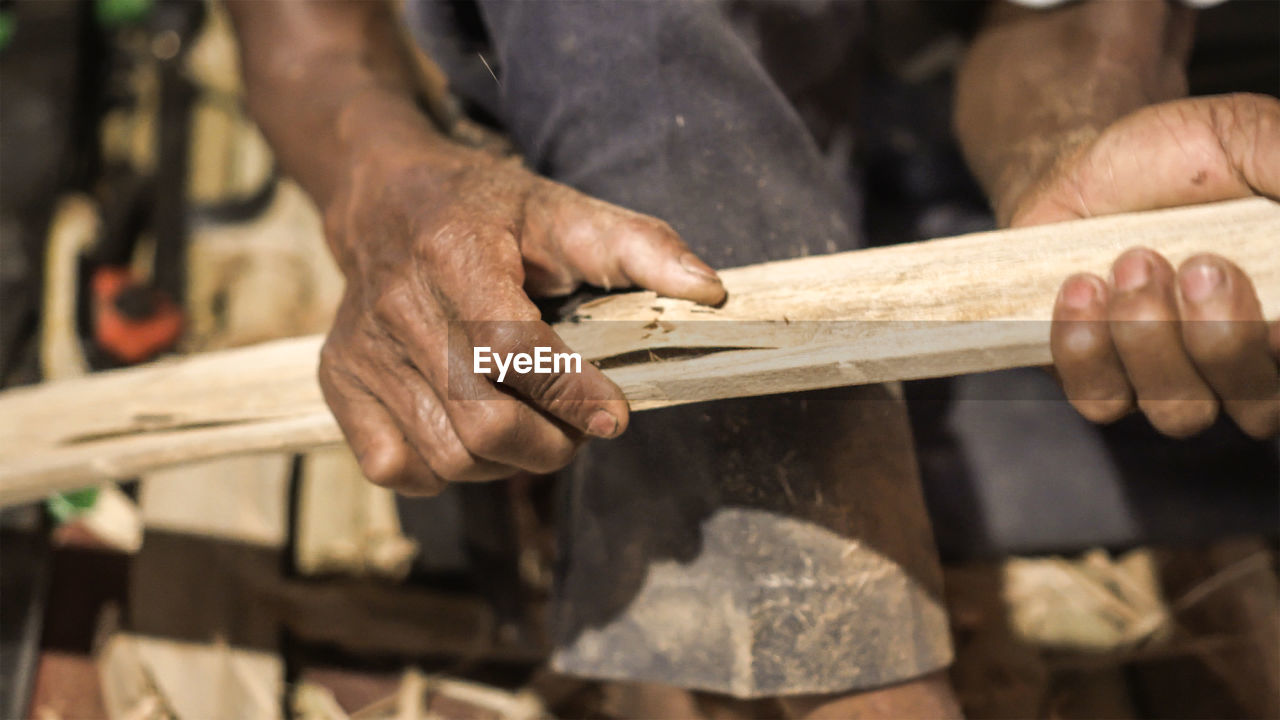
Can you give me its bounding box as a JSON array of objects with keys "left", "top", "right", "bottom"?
[{"left": 2, "top": 198, "right": 1277, "bottom": 504}]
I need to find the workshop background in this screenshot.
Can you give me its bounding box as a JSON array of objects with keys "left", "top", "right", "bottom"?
[{"left": 1, "top": 0, "right": 1278, "bottom": 718}]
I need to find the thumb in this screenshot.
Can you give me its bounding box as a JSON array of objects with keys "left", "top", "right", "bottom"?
[
  {"left": 1208, "top": 93, "right": 1280, "bottom": 200},
  {"left": 1014, "top": 94, "right": 1280, "bottom": 228},
  {"left": 554, "top": 190, "right": 727, "bottom": 306},
  {"left": 605, "top": 217, "right": 728, "bottom": 306}
]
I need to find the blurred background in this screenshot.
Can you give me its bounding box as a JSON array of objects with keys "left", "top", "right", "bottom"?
[{"left": 0, "top": 1, "right": 1277, "bottom": 718}]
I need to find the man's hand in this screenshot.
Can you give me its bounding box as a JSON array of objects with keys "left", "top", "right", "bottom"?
[
  {"left": 226, "top": 0, "right": 724, "bottom": 495},
  {"left": 319, "top": 139, "right": 725, "bottom": 495},
  {"left": 1009, "top": 95, "right": 1280, "bottom": 438},
  {"left": 956, "top": 0, "right": 1278, "bottom": 439}
]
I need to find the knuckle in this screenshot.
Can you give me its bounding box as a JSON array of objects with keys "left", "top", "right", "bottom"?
[
  {"left": 371, "top": 282, "right": 420, "bottom": 328},
  {"left": 433, "top": 443, "right": 482, "bottom": 483},
  {"left": 1213, "top": 93, "right": 1276, "bottom": 176},
  {"left": 317, "top": 342, "right": 342, "bottom": 381},
  {"left": 364, "top": 455, "right": 447, "bottom": 497},
  {"left": 475, "top": 315, "right": 541, "bottom": 356},
  {"left": 411, "top": 219, "right": 462, "bottom": 266},
  {"left": 456, "top": 403, "right": 521, "bottom": 458},
  {"left": 648, "top": 217, "right": 680, "bottom": 240},
  {"left": 527, "top": 369, "right": 598, "bottom": 414},
  {"left": 525, "top": 366, "right": 572, "bottom": 402},
  {"left": 1246, "top": 92, "right": 1280, "bottom": 131},
  {"left": 359, "top": 452, "right": 412, "bottom": 491},
  {"left": 317, "top": 340, "right": 363, "bottom": 401},
  {"left": 397, "top": 481, "right": 448, "bottom": 498},
  {"left": 525, "top": 262, "right": 578, "bottom": 297},
  {"left": 1241, "top": 93, "right": 1279, "bottom": 185},
  {"left": 320, "top": 316, "right": 362, "bottom": 356},
  {"left": 480, "top": 321, "right": 528, "bottom": 354},
  {"left": 1208, "top": 94, "right": 1243, "bottom": 140},
  {"left": 530, "top": 439, "right": 579, "bottom": 474},
  {"left": 363, "top": 463, "right": 410, "bottom": 491},
  {"left": 634, "top": 217, "right": 683, "bottom": 248},
  {"left": 1225, "top": 92, "right": 1266, "bottom": 128},
  {"left": 321, "top": 201, "right": 349, "bottom": 247}
]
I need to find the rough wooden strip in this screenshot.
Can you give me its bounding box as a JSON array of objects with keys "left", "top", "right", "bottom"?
[
  {"left": 2, "top": 198, "right": 1277, "bottom": 504},
  {"left": 0, "top": 412, "right": 341, "bottom": 506},
  {"left": 556, "top": 197, "right": 1280, "bottom": 356}
]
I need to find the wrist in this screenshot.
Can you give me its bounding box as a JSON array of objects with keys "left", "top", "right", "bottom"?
[
  {"left": 322, "top": 102, "right": 507, "bottom": 274},
  {"left": 957, "top": 0, "right": 1192, "bottom": 226},
  {"left": 334, "top": 86, "right": 455, "bottom": 161},
  {"left": 244, "top": 50, "right": 467, "bottom": 205}
]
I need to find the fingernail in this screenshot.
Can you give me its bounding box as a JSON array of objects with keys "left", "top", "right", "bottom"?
[
  {"left": 679, "top": 253, "right": 721, "bottom": 283},
  {"left": 1181, "top": 261, "right": 1224, "bottom": 303},
  {"left": 587, "top": 409, "right": 619, "bottom": 438},
  {"left": 1113, "top": 254, "right": 1151, "bottom": 293},
  {"left": 1060, "top": 276, "right": 1099, "bottom": 310}
]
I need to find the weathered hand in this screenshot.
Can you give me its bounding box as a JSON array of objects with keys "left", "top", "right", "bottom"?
[
  {"left": 319, "top": 142, "right": 725, "bottom": 494},
  {"left": 1010, "top": 94, "right": 1280, "bottom": 438},
  {"left": 1051, "top": 249, "right": 1278, "bottom": 438}
]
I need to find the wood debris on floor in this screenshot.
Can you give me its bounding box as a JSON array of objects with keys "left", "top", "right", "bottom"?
[{"left": 946, "top": 541, "right": 1280, "bottom": 720}]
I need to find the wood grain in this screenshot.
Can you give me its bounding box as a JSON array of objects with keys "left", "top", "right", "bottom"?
[{"left": 2, "top": 198, "right": 1277, "bottom": 504}]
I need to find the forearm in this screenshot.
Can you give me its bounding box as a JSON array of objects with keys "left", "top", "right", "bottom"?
[
  {"left": 225, "top": 0, "right": 465, "bottom": 214},
  {"left": 955, "top": 0, "right": 1195, "bottom": 224}
]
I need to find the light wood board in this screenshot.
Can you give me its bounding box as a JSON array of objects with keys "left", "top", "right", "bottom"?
[{"left": 2, "top": 198, "right": 1277, "bottom": 504}]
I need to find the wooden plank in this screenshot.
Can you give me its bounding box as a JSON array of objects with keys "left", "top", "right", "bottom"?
[{"left": 2, "top": 198, "right": 1277, "bottom": 504}]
